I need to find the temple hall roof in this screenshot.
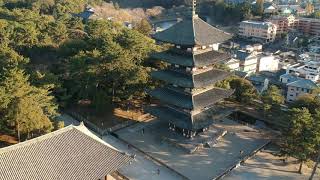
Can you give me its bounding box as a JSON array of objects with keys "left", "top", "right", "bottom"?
[
  {"left": 153, "top": 16, "right": 232, "bottom": 46},
  {"left": 151, "top": 49, "right": 230, "bottom": 67},
  {"left": 0, "top": 124, "right": 132, "bottom": 180}
]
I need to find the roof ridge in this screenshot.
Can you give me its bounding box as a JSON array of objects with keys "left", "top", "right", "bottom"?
[
  {"left": 0, "top": 123, "right": 130, "bottom": 159},
  {"left": 0, "top": 125, "right": 77, "bottom": 155},
  {"left": 196, "top": 17, "right": 232, "bottom": 36},
  {"left": 192, "top": 15, "right": 197, "bottom": 45},
  {"left": 73, "top": 123, "right": 125, "bottom": 153}
]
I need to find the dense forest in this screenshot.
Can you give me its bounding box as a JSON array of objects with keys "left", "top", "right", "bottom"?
[{"left": 0, "top": 0, "right": 157, "bottom": 140}]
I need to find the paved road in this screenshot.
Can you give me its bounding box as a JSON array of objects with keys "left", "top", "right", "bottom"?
[{"left": 58, "top": 114, "right": 183, "bottom": 180}]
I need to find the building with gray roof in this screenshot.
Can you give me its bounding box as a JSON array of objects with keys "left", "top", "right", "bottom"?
[
  {"left": 286, "top": 79, "right": 318, "bottom": 102},
  {"left": 0, "top": 124, "right": 132, "bottom": 180}
]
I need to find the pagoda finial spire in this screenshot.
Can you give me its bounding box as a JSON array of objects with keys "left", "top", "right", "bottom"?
[{"left": 192, "top": 0, "right": 197, "bottom": 16}]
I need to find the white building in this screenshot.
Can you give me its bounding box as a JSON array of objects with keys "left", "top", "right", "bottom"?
[
  {"left": 257, "top": 54, "right": 279, "bottom": 72},
  {"left": 235, "top": 50, "right": 259, "bottom": 74},
  {"left": 226, "top": 58, "right": 240, "bottom": 71},
  {"left": 239, "top": 21, "right": 277, "bottom": 43},
  {"left": 286, "top": 79, "right": 318, "bottom": 102},
  {"left": 245, "top": 44, "right": 263, "bottom": 52},
  {"left": 286, "top": 61, "right": 320, "bottom": 82}
]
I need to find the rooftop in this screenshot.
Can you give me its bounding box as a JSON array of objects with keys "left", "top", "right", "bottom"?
[
  {"left": 247, "top": 74, "right": 268, "bottom": 83},
  {"left": 152, "top": 68, "right": 232, "bottom": 88},
  {"left": 235, "top": 50, "right": 251, "bottom": 61},
  {"left": 240, "top": 21, "right": 275, "bottom": 28},
  {"left": 151, "top": 49, "right": 230, "bottom": 67},
  {"left": 0, "top": 124, "right": 132, "bottom": 180},
  {"left": 153, "top": 15, "right": 232, "bottom": 46},
  {"left": 280, "top": 74, "right": 301, "bottom": 83},
  {"left": 149, "top": 87, "right": 234, "bottom": 110},
  {"left": 287, "top": 79, "right": 318, "bottom": 89}
]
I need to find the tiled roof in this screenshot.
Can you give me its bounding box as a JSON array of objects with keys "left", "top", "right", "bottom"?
[
  {"left": 152, "top": 70, "right": 193, "bottom": 88},
  {"left": 193, "top": 69, "right": 232, "bottom": 87},
  {"left": 146, "top": 106, "right": 192, "bottom": 130},
  {"left": 280, "top": 74, "right": 301, "bottom": 83},
  {"left": 247, "top": 74, "right": 267, "bottom": 83},
  {"left": 194, "top": 50, "right": 231, "bottom": 67},
  {"left": 235, "top": 50, "right": 250, "bottom": 61},
  {"left": 146, "top": 104, "right": 233, "bottom": 131},
  {"left": 149, "top": 87, "right": 234, "bottom": 110},
  {"left": 153, "top": 16, "right": 232, "bottom": 46},
  {"left": 0, "top": 124, "right": 132, "bottom": 180},
  {"left": 151, "top": 49, "right": 230, "bottom": 67},
  {"left": 287, "top": 79, "right": 318, "bottom": 89},
  {"left": 193, "top": 88, "right": 234, "bottom": 110},
  {"left": 152, "top": 69, "right": 232, "bottom": 88},
  {"left": 149, "top": 87, "right": 193, "bottom": 109}
]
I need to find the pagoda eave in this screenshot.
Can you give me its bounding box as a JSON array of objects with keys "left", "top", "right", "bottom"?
[
  {"left": 146, "top": 106, "right": 193, "bottom": 130},
  {"left": 149, "top": 87, "right": 234, "bottom": 110},
  {"left": 193, "top": 69, "right": 233, "bottom": 88},
  {"left": 153, "top": 16, "right": 233, "bottom": 46},
  {"left": 151, "top": 50, "right": 231, "bottom": 68},
  {"left": 151, "top": 70, "right": 193, "bottom": 88},
  {"left": 193, "top": 88, "right": 234, "bottom": 110},
  {"left": 151, "top": 51, "right": 194, "bottom": 67},
  {"left": 149, "top": 88, "right": 193, "bottom": 109},
  {"left": 146, "top": 105, "right": 234, "bottom": 131}
]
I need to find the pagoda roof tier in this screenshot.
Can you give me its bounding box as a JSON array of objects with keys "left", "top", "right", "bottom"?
[
  {"left": 151, "top": 70, "right": 193, "bottom": 88},
  {"left": 149, "top": 88, "right": 192, "bottom": 109},
  {"left": 146, "top": 105, "right": 233, "bottom": 131},
  {"left": 192, "top": 105, "right": 234, "bottom": 130},
  {"left": 193, "top": 88, "right": 234, "bottom": 110},
  {"left": 151, "top": 49, "right": 230, "bottom": 67},
  {"left": 153, "top": 16, "right": 232, "bottom": 46},
  {"left": 146, "top": 106, "right": 193, "bottom": 130},
  {"left": 152, "top": 69, "right": 232, "bottom": 88},
  {"left": 149, "top": 87, "right": 234, "bottom": 110},
  {"left": 193, "top": 69, "right": 232, "bottom": 87}
]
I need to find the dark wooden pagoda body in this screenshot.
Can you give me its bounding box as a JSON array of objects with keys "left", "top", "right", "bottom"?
[{"left": 148, "top": 13, "right": 233, "bottom": 138}]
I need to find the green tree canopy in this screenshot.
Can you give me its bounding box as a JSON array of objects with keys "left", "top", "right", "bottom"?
[
  {"left": 229, "top": 78, "right": 257, "bottom": 103},
  {"left": 0, "top": 68, "right": 58, "bottom": 139},
  {"left": 282, "top": 108, "right": 316, "bottom": 174},
  {"left": 261, "top": 85, "right": 284, "bottom": 112},
  {"left": 290, "top": 94, "right": 320, "bottom": 114},
  {"left": 134, "top": 19, "right": 152, "bottom": 36},
  {"left": 62, "top": 20, "right": 156, "bottom": 109}
]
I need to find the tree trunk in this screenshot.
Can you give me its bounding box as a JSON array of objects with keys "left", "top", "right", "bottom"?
[
  {"left": 16, "top": 123, "right": 20, "bottom": 143},
  {"left": 309, "top": 151, "right": 320, "bottom": 180},
  {"left": 299, "top": 160, "right": 303, "bottom": 174}
]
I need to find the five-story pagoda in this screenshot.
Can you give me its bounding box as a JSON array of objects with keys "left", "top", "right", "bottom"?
[{"left": 148, "top": 1, "right": 234, "bottom": 139}]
